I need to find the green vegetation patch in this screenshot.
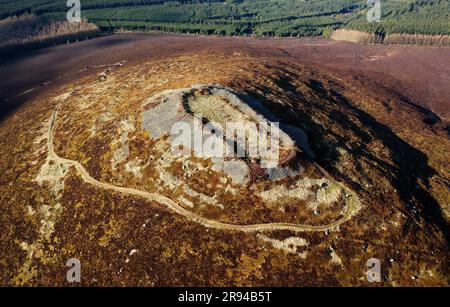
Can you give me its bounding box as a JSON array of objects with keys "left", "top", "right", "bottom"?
[{"left": 0, "top": 0, "right": 448, "bottom": 37}]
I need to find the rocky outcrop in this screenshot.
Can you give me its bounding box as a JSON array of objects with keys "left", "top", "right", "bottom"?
[{"left": 141, "top": 84, "right": 313, "bottom": 184}]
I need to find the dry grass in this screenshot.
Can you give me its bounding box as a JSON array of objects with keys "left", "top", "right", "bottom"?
[
  {"left": 330, "top": 29, "right": 383, "bottom": 44},
  {"left": 384, "top": 33, "right": 450, "bottom": 46},
  {"left": 0, "top": 13, "right": 99, "bottom": 51},
  {"left": 331, "top": 29, "right": 450, "bottom": 46}
]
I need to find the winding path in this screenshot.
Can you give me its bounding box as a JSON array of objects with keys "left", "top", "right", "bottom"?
[{"left": 45, "top": 75, "right": 359, "bottom": 233}]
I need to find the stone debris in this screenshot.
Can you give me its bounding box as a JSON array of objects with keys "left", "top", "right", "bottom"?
[
  {"left": 140, "top": 84, "right": 359, "bottom": 220},
  {"left": 111, "top": 117, "right": 135, "bottom": 171},
  {"left": 141, "top": 85, "right": 308, "bottom": 183},
  {"left": 258, "top": 177, "right": 344, "bottom": 211},
  {"left": 125, "top": 159, "right": 143, "bottom": 179},
  {"left": 220, "top": 159, "right": 250, "bottom": 185},
  {"left": 330, "top": 250, "right": 344, "bottom": 268},
  {"left": 257, "top": 234, "right": 308, "bottom": 259}
]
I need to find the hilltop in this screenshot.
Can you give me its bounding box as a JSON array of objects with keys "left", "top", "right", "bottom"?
[{"left": 0, "top": 34, "right": 449, "bottom": 286}]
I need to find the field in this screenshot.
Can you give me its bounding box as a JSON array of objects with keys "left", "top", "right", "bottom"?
[
  {"left": 0, "top": 33, "right": 449, "bottom": 286},
  {"left": 0, "top": 0, "right": 449, "bottom": 38}
]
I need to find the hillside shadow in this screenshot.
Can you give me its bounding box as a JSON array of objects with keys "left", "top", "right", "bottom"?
[{"left": 237, "top": 73, "right": 450, "bottom": 243}]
